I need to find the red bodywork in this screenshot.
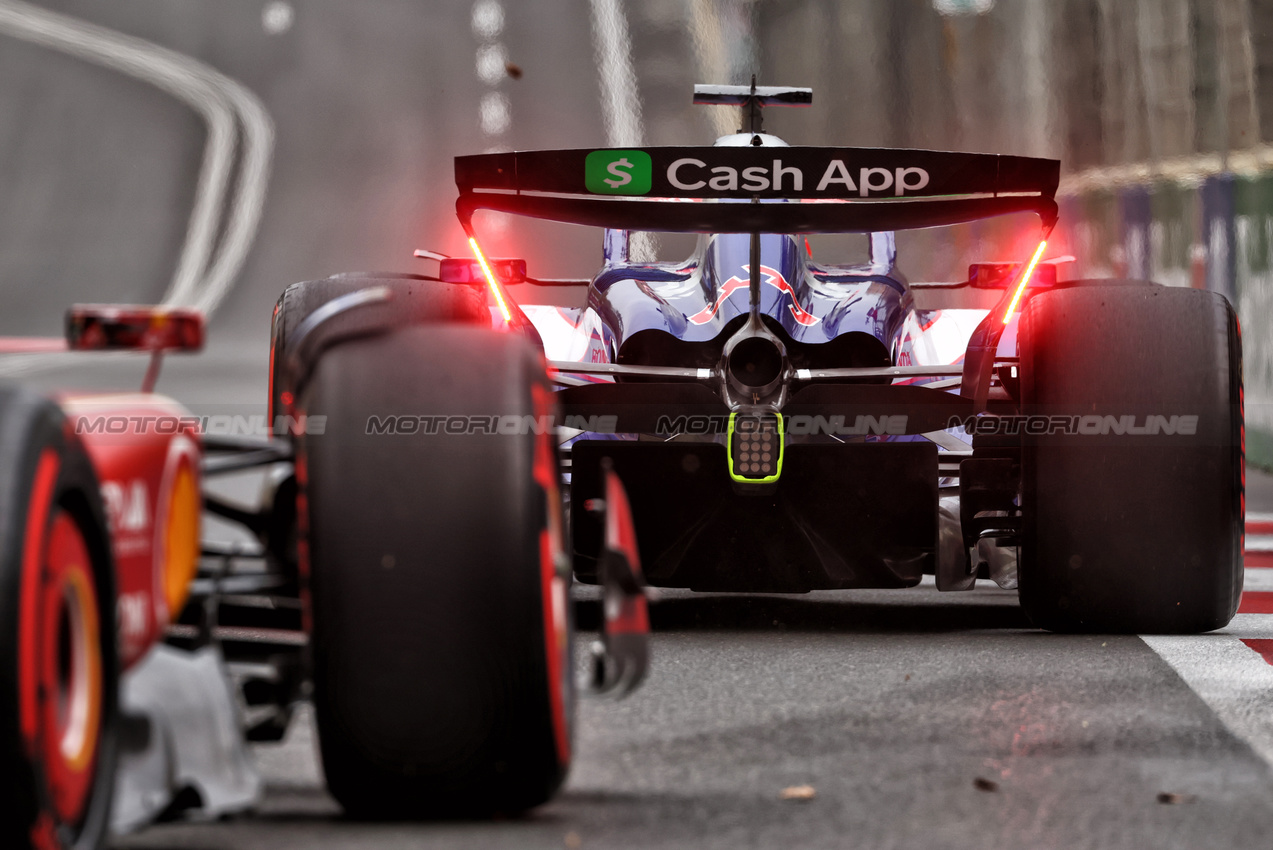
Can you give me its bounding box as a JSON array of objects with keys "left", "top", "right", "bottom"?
[{"left": 57, "top": 393, "right": 202, "bottom": 671}]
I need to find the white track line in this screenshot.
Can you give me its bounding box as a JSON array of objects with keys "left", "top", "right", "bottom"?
[
  {"left": 0, "top": 0, "right": 233, "bottom": 310},
  {"left": 1143, "top": 616, "right": 1273, "bottom": 765},
  {"left": 0, "top": 0, "right": 273, "bottom": 325},
  {"left": 1139, "top": 568, "right": 1273, "bottom": 766},
  {"left": 188, "top": 69, "right": 273, "bottom": 316}
]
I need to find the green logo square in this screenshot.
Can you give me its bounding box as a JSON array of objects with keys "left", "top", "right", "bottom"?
[{"left": 585, "top": 150, "right": 652, "bottom": 195}]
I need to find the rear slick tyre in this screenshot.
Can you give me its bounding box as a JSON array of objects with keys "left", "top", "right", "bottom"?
[
  {"left": 300, "top": 325, "right": 571, "bottom": 818},
  {"left": 1018, "top": 284, "right": 1243, "bottom": 633}
]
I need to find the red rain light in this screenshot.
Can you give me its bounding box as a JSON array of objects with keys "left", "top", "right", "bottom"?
[
  {"left": 1001, "top": 240, "right": 1048, "bottom": 324},
  {"left": 468, "top": 236, "right": 514, "bottom": 324}
]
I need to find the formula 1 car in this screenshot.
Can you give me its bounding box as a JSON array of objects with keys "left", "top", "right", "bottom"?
[
  {"left": 263, "top": 82, "right": 1241, "bottom": 819},
  {"left": 0, "top": 308, "right": 217, "bottom": 849}
]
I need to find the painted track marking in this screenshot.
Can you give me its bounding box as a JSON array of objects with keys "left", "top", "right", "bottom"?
[
  {"left": 1242, "top": 639, "right": 1273, "bottom": 665},
  {"left": 1142, "top": 618, "right": 1273, "bottom": 765},
  {"left": 1141, "top": 517, "right": 1273, "bottom": 766},
  {"left": 0, "top": 0, "right": 273, "bottom": 374}
]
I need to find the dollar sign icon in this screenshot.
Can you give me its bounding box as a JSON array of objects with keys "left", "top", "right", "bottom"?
[
  {"left": 585, "top": 150, "right": 652, "bottom": 195},
  {"left": 604, "top": 157, "right": 634, "bottom": 188}
]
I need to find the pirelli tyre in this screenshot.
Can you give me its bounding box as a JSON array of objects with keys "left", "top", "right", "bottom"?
[
  {"left": 0, "top": 386, "right": 118, "bottom": 850},
  {"left": 300, "top": 325, "right": 572, "bottom": 818},
  {"left": 1017, "top": 283, "right": 1243, "bottom": 633},
  {"left": 269, "top": 273, "right": 487, "bottom": 426}
]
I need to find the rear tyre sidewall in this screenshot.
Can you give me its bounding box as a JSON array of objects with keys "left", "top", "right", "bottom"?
[
  {"left": 270, "top": 275, "right": 487, "bottom": 423},
  {"left": 1018, "top": 284, "right": 1242, "bottom": 633},
  {"left": 300, "top": 326, "right": 571, "bottom": 818}
]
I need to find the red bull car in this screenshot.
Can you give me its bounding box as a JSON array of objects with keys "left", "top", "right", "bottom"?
[{"left": 264, "top": 83, "right": 1243, "bottom": 818}]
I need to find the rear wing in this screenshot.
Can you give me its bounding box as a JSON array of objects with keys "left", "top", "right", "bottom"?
[{"left": 455, "top": 146, "right": 1060, "bottom": 234}]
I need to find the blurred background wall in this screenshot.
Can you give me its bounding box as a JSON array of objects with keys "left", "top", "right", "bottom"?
[{"left": 3, "top": 0, "right": 1271, "bottom": 457}]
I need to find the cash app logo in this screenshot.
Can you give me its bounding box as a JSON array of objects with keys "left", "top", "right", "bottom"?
[{"left": 585, "top": 150, "right": 652, "bottom": 195}]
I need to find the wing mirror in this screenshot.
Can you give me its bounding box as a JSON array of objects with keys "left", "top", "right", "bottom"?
[
  {"left": 968, "top": 261, "right": 1057, "bottom": 289},
  {"left": 439, "top": 257, "right": 527, "bottom": 285},
  {"left": 66, "top": 305, "right": 205, "bottom": 352}
]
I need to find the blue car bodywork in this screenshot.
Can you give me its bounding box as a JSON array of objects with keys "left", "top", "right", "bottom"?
[{"left": 453, "top": 90, "right": 1059, "bottom": 593}]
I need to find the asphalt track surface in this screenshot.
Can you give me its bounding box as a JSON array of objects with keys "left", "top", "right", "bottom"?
[
  {"left": 5, "top": 2, "right": 1273, "bottom": 848},
  {"left": 112, "top": 545, "right": 1273, "bottom": 850}
]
